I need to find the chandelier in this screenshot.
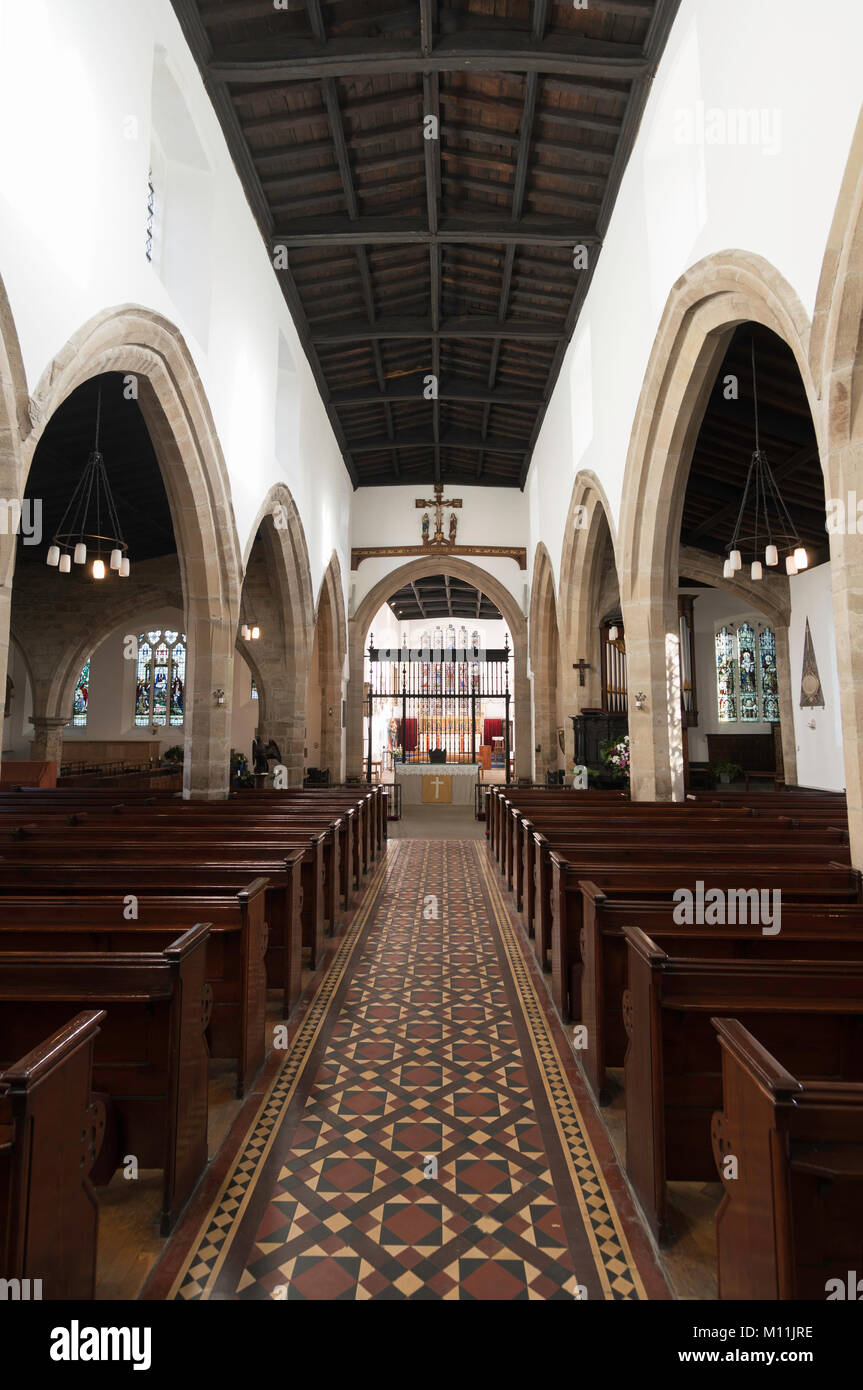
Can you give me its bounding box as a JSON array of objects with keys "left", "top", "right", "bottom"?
[
  {"left": 46, "top": 386, "right": 130, "bottom": 579},
  {"left": 723, "top": 341, "right": 808, "bottom": 581}
]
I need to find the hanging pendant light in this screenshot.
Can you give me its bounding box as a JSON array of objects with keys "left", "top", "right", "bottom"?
[
  {"left": 46, "top": 384, "right": 130, "bottom": 580},
  {"left": 724, "top": 338, "right": 810, "bottom": 581},
  {"left": 722, "top": 558, "right": 733, "bottom": 579}
]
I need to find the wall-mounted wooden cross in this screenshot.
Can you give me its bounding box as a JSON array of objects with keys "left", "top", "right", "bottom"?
[
  {"left": 573, "top": 658, "right": 591, "bottom": 686},
  {"left": 415, "top": 482, "right": 462, "bottom": 544}
]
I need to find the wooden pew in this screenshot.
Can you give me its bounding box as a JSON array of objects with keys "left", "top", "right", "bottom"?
[
  {"left": 0, "top": 856, "right": 304, "bottom": 1015},
  {"left": 622, "top": 925, "right": 863, "bottom": 1241},
  {"left": 550, "top": 856, "right": 862, "bottom": 1021},
  {"left": 0, "top": 882, "right": 269, "bottom": 1097},
  {"left": 0, "top": 831, "right": 322, "bottom": 969},
  {"left": 579, "top": 891, "right": 863, "bottom": 1100},
  {"left": 1, "top": 1010, "right": 105, "bottom": 1299},
  {"left": 711, "top": 1017, "right": 863, "bottom": 1300},
  {"left": 0, "top": 923, "right": 211, "bottom": 1233}
]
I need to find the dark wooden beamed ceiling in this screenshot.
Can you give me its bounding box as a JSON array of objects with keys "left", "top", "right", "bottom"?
[
  {"left": 20, "top": 373, "right": 176, "bottom": 566},
  {"left": 680, "top": 323, "right": 826, "bottom": 564},
  {"left": 172, "top": 0, "right": 680, "bottom": 487},
  {"left": 387, "top": 573, "right": 501, "bottom": 621}
]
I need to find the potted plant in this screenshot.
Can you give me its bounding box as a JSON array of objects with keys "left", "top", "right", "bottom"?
[
  {"left": 162, "top": 744, "right": 184, "bottom": 765},
  {"left": 712, "top": 759, "right": 743, "bottom": 786},
  {"left": 599, "top": 735, "right": 631, "bottom": 786},
  {"left": 230, "top": 749, "right": 255, "bottom": 789}
]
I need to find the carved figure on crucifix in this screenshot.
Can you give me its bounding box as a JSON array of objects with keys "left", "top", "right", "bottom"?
[
  {"left": 449, "top": 511, "right": 458, "bottom": 545},
  {"left": 421, "top": 511, "right": 430, "bottom": 543},
  {"left": 415, "top": 482, "right": 462, "bottom": 546}
]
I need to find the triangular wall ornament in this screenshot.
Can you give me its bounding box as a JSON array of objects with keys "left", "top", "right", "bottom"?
[{"left": 799, "top": 617, "right": 825, "bottom": 708}]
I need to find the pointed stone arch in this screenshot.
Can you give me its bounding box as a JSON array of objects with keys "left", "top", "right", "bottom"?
[
  {"left": 617, "top": 252, "right": 819, "bottom": 802},
  {"left": 348, "top": 556, "right": 530, "bottom": 781},
  {"left": 19, "top": 306, "right": 242, "bottom": 796},
  {"left": 558, "top": 472, "right": 621, "bottom": 740},
  {"left": 0, "top": 273, "right": 30, "bottom": 771},
  {"left": 529, "top": 543, "right": 563, "bottom": 777},
  {"left": 240, "top": 483, "right": 315, "bottom": 785},
  {"left": 811, "top": 106, "right": 863, "bottom": 861},
  {"left": 308, "top": 552, "right": 347, "bottom": 781}
]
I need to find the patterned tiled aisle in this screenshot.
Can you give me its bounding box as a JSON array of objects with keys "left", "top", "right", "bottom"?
[{"left": 151, "top": 839, "right": 667, "bottom": 1301}]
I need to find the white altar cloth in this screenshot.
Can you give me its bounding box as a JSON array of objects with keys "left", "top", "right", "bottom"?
[{"left": 397, "top": 763, "right": 479, "bottom": 805}]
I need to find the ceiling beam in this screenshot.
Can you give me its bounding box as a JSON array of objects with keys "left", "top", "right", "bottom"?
[
  {"left": 207, "top": 37, "right": 650, "bottom": 85},
  {"left": 329, "top": 378, "right": 544, "bottom": 407},
  {"left": 410, "top": 580, "right": 427, "bottom": 620},
  {"left": 685, "top": 442, "right": 822, "bottom": 544},
  {"left": 311, "top": 316, "right": 563, "bottom": 343},
  {"left": 273, "top": 216, "right": 598, "bottom": 248},
  {"left": 349, "top": 430, "right": 530, "bottom": 455},
  {"left": 169, "top": 0, "right": 360, "bottom": 487}
]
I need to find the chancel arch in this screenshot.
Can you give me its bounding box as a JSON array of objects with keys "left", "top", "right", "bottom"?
[{"left": 348, "top": 557, "right": 530, "bottom": 783}]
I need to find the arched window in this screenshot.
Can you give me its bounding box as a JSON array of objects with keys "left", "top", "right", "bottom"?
[
  {"left": 135, "top": 630, "right": 186, "bottom": 727},
  {"left": 72, "top": 659, "right": 90, "bottom": 727},
  {"left": 715, "top": 622, "right": 779, "bottom": 724}
]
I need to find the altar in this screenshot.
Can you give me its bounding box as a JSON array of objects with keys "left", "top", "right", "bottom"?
[{"left": 397, "top": 763, "right": 479, "bottom": 805}]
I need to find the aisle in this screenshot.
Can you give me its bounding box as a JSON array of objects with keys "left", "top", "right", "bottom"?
[{"left": 149, "top": 840, "right": 666, "bottom": 1301}]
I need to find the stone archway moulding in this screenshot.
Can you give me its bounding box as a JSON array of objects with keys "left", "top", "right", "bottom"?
[
  {"left": 529, "top": 542, "right": 563, "bottom": 777},
  {"left": 19, "top": 305, "right": 243, "bottom": 797},
  {"left": 617, "top": 251, "right": 820, "bottom": 803},
  {"left": 241, "top": 483, "right": 315, "bottom": 784},
  {"left": 557, "top": 471, "right": 621, "bottom": 731},
  {"left": 347, "top": 555, "right": 530, "bottom": 781}
]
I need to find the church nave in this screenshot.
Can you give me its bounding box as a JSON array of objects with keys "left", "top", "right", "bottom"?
[{"left": 145, "top": 837, "right": 665, "bottom": 1302}]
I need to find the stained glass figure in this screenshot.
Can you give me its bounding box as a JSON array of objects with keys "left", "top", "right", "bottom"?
[
  {"left": 72, "top": 659, "right": 90, "bottom": 726},
  {"left": 758, "top": 626, "right": 780, "bottom": 722},
  {"left": 135, "top": 630, "right": 187, "bottom": 727},
  {"left": 251, "top": 676, "right": 258, "bottom": 700},
  {"left": 737, "top": 621, "right": 758, "bottom": 721},
  {"left": 715, "top": 626, "right": 737, "bottom": 722}
]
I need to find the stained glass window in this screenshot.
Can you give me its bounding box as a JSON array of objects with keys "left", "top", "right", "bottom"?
[
  {"left": 135, "top": 629, "right": 186, "bottom": 727},
  {"left": 251, "top": 675, "right": 258, "bottom": 701},
  {"left": 72, "top": 659, "right": 90, "bottom": 727},
  {"left": 715, "top": 622, "right": 781, "bottom": 724},
  {"left": 716, "top": 626, "right": 737, "bottom": 722},
  {"left": 759, "top": 627, "right": 780, "bottom": 722}
]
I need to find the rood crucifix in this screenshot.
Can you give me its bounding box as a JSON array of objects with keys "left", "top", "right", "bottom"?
[{"left": 415, "top": 482, "right": 462, "bottom": 545}]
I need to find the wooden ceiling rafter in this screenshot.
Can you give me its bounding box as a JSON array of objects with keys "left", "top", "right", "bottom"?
[{"left": 174, "top": 0, "right": 680, "bottom": 487}]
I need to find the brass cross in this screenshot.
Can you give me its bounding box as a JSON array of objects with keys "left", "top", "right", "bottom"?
[{"left": 415, "top": 482, "right": 462, "bottom": 543}]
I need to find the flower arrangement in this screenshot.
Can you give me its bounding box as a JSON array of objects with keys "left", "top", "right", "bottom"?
[
  {"left": 230, "top": 749, "right": 255, "bottom": 789},
  {"left": 600, "top": 734, "right": 630, "bottom": 783}
]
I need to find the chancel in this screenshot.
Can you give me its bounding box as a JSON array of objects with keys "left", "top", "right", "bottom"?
[{"left": 1, "top": 0, "right": 863, "bottom": 1338}]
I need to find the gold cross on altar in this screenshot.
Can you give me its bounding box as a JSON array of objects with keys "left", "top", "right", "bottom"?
[{"left": 415, "top": 483, "right": 462, "bottom": 545}]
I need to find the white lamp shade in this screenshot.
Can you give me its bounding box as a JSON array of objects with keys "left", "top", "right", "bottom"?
[
  {"left": 92, "top": 558, "right": 105, "bottom": 580},
  {"left": 59, "top": 553, "right": 71, "bottom": 573},
  {"left": 46, "top": 545, "right": 60, "bottom": 566},
  {"left": 73, "top": 542, "right": 87, "bottom": 564},
  {"left": 119, "top": 557, "right": 130, "bottom": 577},
  {"left": 786, "top": 555, "right": 798, "bottom": 576},
  {"left": 110, "top": 548, "right": 122, "bottom": 570},
  {"left": 729, "top": 549, "right": 742, "bottom": 571},
  {"left": 608, "top": 625, "right": 619, "bottom": 642},
  {"left": 722, "top": 559, "right": 733, "bottom": 579},
  {"left": 750, "top": 560, "right": 763, "bottom": 580},
  {"left": 793, "top": 547, "right": 809, "bottom": 570},
  {"left": 765, "top": 544, "right": 778, "bottom": 566}
]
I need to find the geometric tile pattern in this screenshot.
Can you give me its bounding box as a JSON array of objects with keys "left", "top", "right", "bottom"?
[{"left": 167, "top": 840, "right": 647, "bottom": 1300}]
